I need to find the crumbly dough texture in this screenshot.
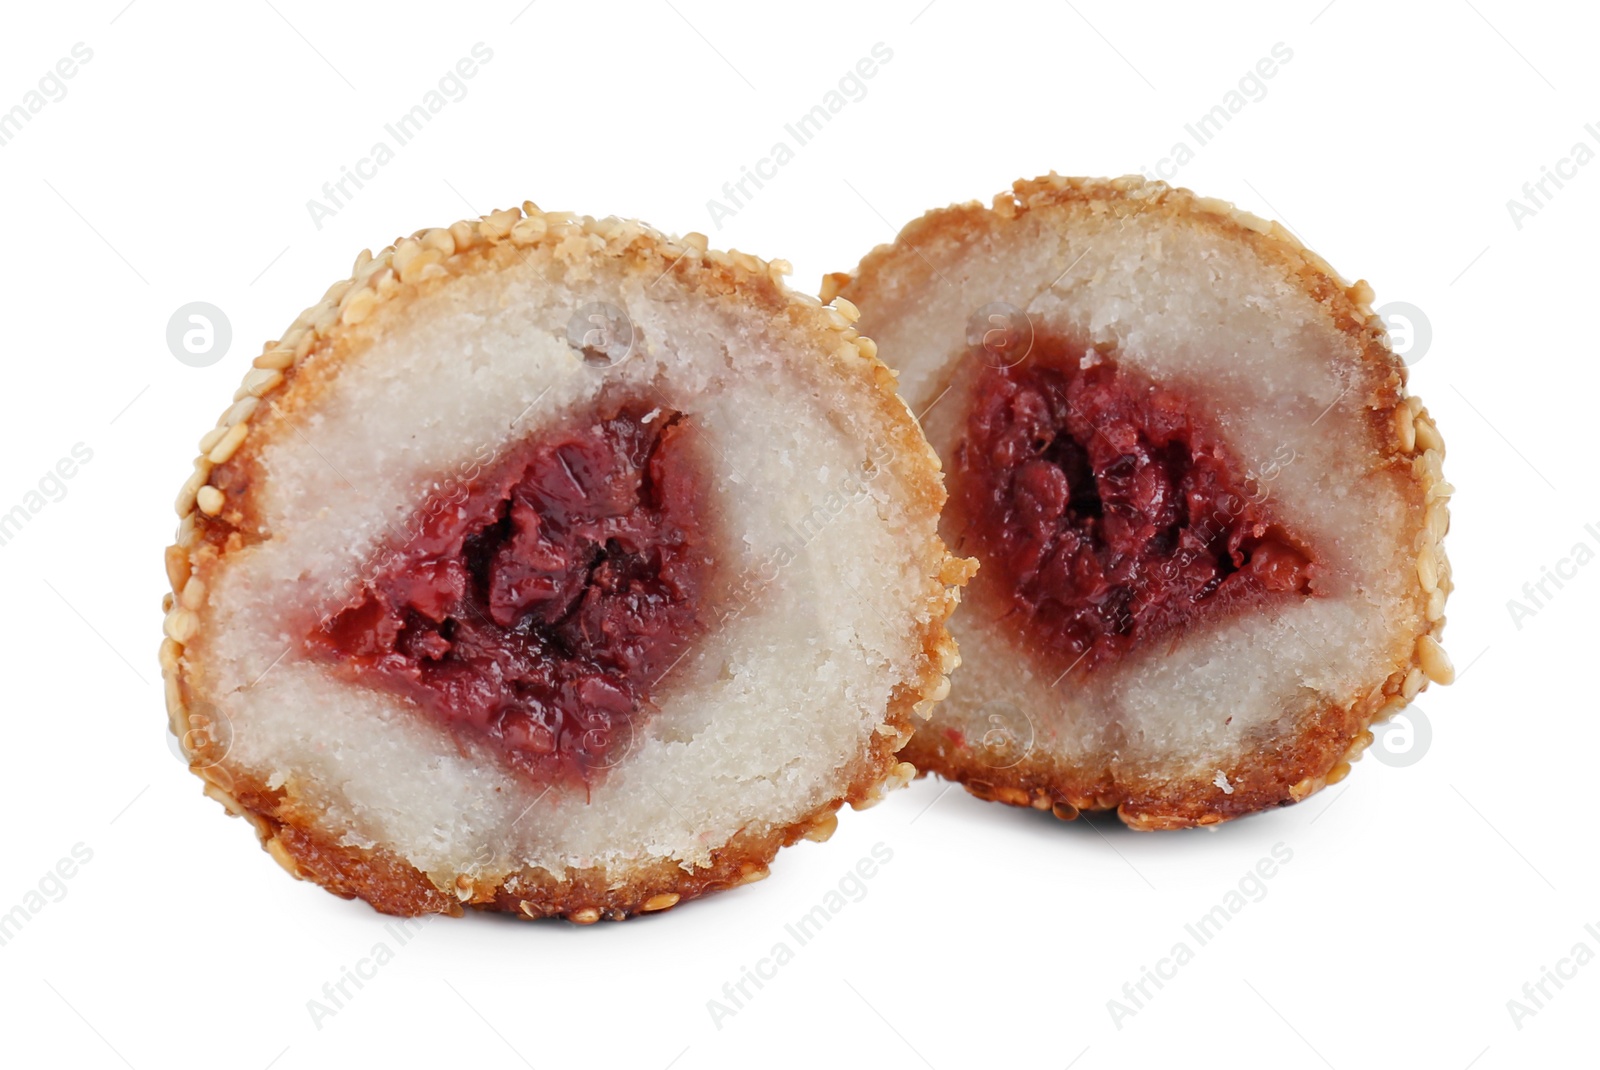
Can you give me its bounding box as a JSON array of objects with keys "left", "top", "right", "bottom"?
[
  {"left": 161, "top": 204, "right": 969, "bottom": 919},
  {"left": 832, "top": 175, "right": 1454, "bottom": 829}
]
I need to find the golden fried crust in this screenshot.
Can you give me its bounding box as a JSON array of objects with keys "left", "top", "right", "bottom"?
[
  {"left": 835, "top": 174, "right": 1454, "bottom": 830},
  {"left": 161, "top": 205, "right": 967, "bottom": 919}
]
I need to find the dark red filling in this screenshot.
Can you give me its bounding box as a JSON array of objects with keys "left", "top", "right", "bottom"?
[
  {"left": 309, "top": 401, "right": 715, "bottom": 788},
  {"left": 953, "top": 338, "right": 1312, "bottom": 675}
]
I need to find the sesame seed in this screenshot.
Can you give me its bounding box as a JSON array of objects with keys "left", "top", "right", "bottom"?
[
  {"left": 164, "top": 674, "right": 184, "bottom": 722},
  {"left": 803, "top": 813, "right": 839, "bottom": 842},
  {"left": 1418, "top": 635, "right": 1454, "bottom": 685},
  {"left": 175, "top": 469, "right": 207, "bottom": 517},
  {"left": 222, "top": 397, "right": 260, "bottom": 426},
  {"left": 165, "top": 544, "right": 191, "bottom": 592},
  {"left": 1395, "top": 403, "right": 1416, "bottom": 453},
  {"left": 323, "top": 279, "right": 354, "bottom": 306},
  {"left": 510, "top": 216, "right": 547, "bottom": 245},
  {"left": 198, "top": 426, "right": 228, "bottom": 454},
  {"left": 399, "top": 248, "right": 445, "bottom": 285},
  {"left": 421, "top": 227, "right": 455, "bottom": 256},
  {"left": 1416, "top": 545, "right": 1438, "bottom": 593},
  {"left": 340, "top": 288, "right": 378, "bottom": 326},
  {"left": 242, "top": 368, "right": 283, "bottom": 397},
  {"left": 1413, "top": 415, "right": 1444, "bottom": 454},
  {"left": 207, "top": 423, "right": 249, "bottom": 465},
  {"left": 1425, "top": 501, "right": 1449, "bottom": 542},
  {"left": 202, "top": 782, "right": 247, "bottom": 817},
  {"left": 253, "top": 348, "right": 295, "bottom": 371},
  {"left": 265, "top": 837, "right": 302, "bottom": 878}
]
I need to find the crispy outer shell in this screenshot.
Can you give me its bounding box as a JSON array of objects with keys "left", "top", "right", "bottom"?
[
  {"left": 162, "top": 205, "right": 968, "bottom": 919},
  {"left": 833, "top": 175, "right": 1454, "bottom": 829}
]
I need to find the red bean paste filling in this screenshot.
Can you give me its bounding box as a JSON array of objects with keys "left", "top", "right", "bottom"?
[
  {"left": 309, "top": 401, "right": 715, "bottom": 789},
  {"left": 953, "top": 339, "right": 1313, "bottom": 674}
]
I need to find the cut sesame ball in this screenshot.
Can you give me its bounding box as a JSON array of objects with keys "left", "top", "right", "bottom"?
[
  {"left": 835, "top": 175, "right": 1453, "bottom": 828},
  {"left": 163, "top": 205, "right": 967, "bottom": 918}
]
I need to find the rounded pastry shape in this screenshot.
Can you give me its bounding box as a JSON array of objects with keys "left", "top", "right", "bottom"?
[
  {"left": 830, "top": 175, "right": 1453, "bottom": 829},
  {"left": 161, "top": 204, "right": 968, "bottom": 920}
]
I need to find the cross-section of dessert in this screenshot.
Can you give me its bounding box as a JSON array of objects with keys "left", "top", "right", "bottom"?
[
  {"left": 829, "top": 175, "right": 1453, "bottom": 829},
  {"left": 161, "top": 204, "right": 969, "bottom": 920}
]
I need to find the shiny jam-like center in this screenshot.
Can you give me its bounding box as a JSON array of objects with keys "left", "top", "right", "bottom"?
[
  {"left": 309, "top": 402, "right": 714, "bottom": 788},
  {"left": 952, "top": 340, "right": 1313, "bottom": 674}
]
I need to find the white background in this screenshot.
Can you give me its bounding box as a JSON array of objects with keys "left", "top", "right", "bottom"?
[{"left": 0, "top": 1, "right": 1593, "bottom": 1067}]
